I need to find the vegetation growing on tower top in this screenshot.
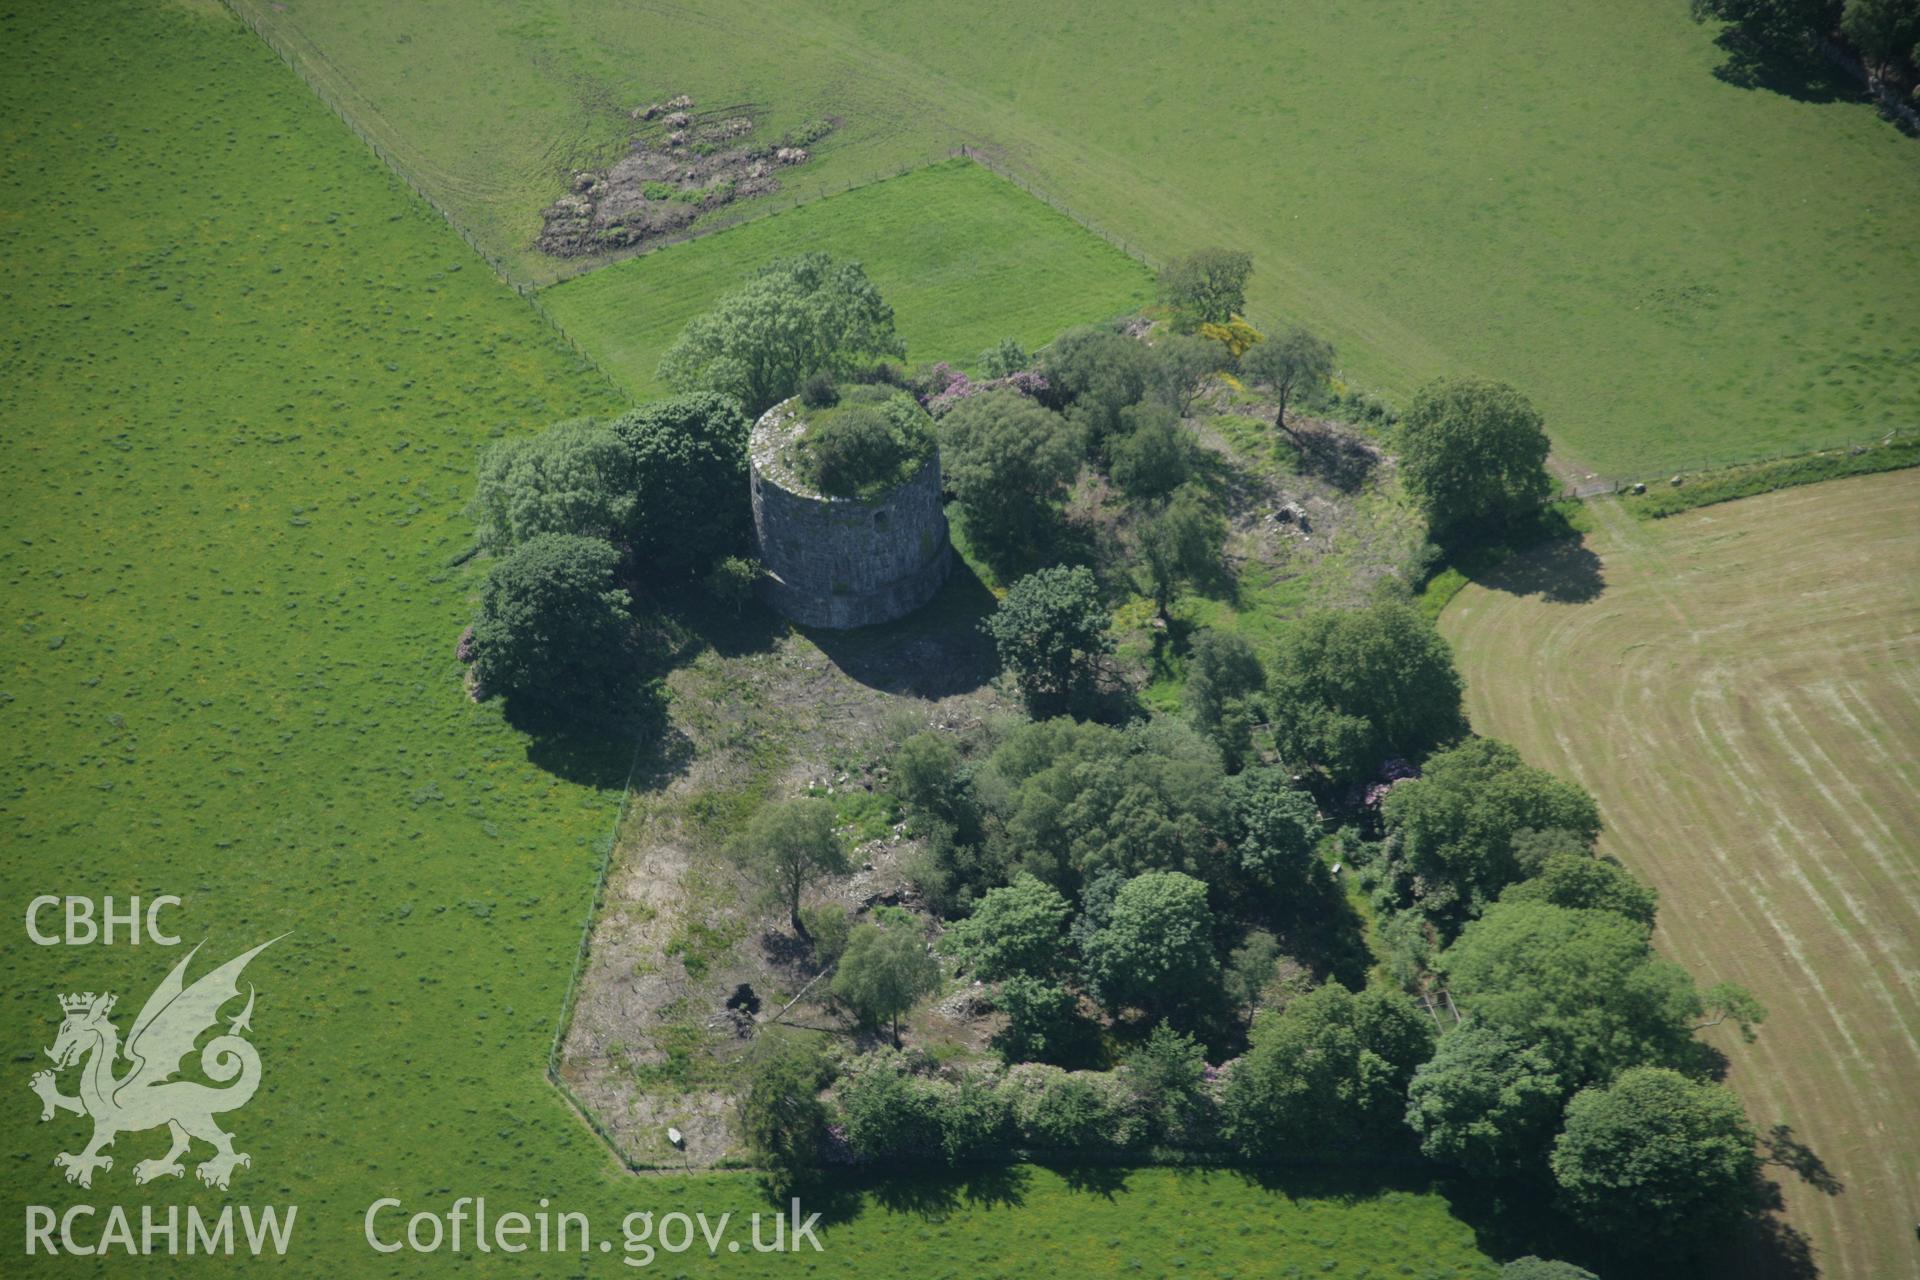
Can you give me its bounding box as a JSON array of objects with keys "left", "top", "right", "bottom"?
[{"left": 786, "top": 384, "right": 936, "bottom": 500}]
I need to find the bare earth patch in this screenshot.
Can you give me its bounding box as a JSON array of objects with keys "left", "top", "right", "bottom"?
[{"left": 557, "top": 591, "right": 1006, "bottom": 1168}]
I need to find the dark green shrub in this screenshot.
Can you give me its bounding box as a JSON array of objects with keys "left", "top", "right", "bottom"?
[
  {"left": 611, "top": 392, "right": 752, "bottom": 576},
  {"left": 735, "top": 1030, "right": 835, "bottom": 1189},
  {"left": 703, "top": 555, "right": 760, "bottom": 615},
  {"left": 800, "top": 369, "right": 840, "bottom": 409},
  {"left": 796, "top": 388, "right": 933, "bottom": 499},
  {"left": 469, "top": 534, "right": 633, "bottom": 715},
  {"left": 835, "top": 1053, "right": 938, "bottom": 1160}
]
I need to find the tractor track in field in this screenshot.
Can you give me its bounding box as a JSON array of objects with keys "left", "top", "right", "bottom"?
[{"left": 1441, "top": 469, "right": 1920, "bottom": 1280}]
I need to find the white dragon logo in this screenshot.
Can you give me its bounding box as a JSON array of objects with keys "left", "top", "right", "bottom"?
[{"left": 30, "top": 937, "right": 282, "bottom": 1190}]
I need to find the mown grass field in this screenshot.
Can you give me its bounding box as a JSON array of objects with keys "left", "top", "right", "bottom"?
[
  {"left": 0, "top": 3, "right": 1503, "bottom": 1275},
  {"left": 230, "top": 0, "right": 1920, "bottom": 474},
  {"left": 1441, "top": 470, "right": 1920, "bottom": 1280},
  {"left": 542, "top": 159, "right": 1155, "bottom": 398}
]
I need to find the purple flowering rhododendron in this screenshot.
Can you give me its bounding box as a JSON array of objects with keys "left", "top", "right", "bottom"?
[
  {"left": 923, "top": 366, "right": 1050, "bottom": 417},
  {"left": 1361, "top": 757, "right": 1419, "bottom": 809}
]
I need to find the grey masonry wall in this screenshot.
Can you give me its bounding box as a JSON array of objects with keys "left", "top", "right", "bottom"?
[{"left": 749, "top": 401, "right": 953, "bottom": 630}]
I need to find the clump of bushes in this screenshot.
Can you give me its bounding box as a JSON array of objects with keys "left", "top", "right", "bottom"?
[
  {"left": 793, "top": 385, "right": 935, "bottom": 499},
  {"left": 831, "top": 1051, "right": 1150, "bottom": 1164},
  {"left": 462, "top": 391, "right": 752, "bottom": 712},
  {"left": 799, "top": 369, "right": 839, "bottom": 409}
]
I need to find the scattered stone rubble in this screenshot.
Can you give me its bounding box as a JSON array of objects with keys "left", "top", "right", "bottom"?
[{"left": 538, "top": 96, "right": 834, "bottom": 257}]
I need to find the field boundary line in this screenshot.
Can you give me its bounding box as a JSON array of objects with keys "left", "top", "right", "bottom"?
[
  {"left": 540, "top": 730, "right": 655, "bottom": 1173},
  {"left": 1568, "top": 426, "right": 1919, "bottom": 500},
  {"left": 217, "top": 0, "right": 628, "bottom": 397}
]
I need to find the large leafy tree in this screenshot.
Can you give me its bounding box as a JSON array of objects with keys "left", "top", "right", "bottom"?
[
  {"left": 983, "top": 565, "right": 1112, "bottom": 717},
  {"left": 1221, "top": 982, "right": 1434, "bottom": 1154},
  {"left": 834, "top": 909, "right": 942, "bottom": 1046},
  {"left": 980, "top": 716, "right": 1223, "bottom": 894},
  {"left": 469, "top": 533, "right": 633, "bottom": 714},
  {"left": 1108, "top": 403, "right": 1195, "bottom": 501},
  {"left": 732, "top": 797, "right": 851, "bottom": 939},
  {"left": 1398, "top": 377, "right": 1553, "bottom": 545},
  {"left": 658, "top": 253, "right": 905, "bottom": 414},
  {"left": 1183, "top": 628, "right": 1267, "bottom": 771},
  {"left": 1138, "top": 484, "right": 1226, "bottom": 621},
  {"left": 611, "top": 392, "right": 751, "bottom": 574},
  {"left": 944, "top": 874, "right": 1071, "bottom": 982},
  {"left": 1502, "top": 852, "right": 1659, "bottom": 928},
  {"left": 1441, "top": 901, "right": 1730, "bottom": 1085},
  {"left": 1382, "top": 737, "right": 1602, "bottom": 925},
  {"left": 1124, "top": 1022, "right": 1210, "bottom": 1142},
  {"left": 1219, "top": 767, "right": 1321, "bottom": 894},
  {"left": 1404, "top": 1025, "right": 1565, "bottom": 1174},
  {"left": 1146, "top": 333, "right": 1221, "bottom": 416},
  {"left": 940, "top": 389, "right": 1081, "bottom": 560},
  {"left": 1082, "top": 871, "right": 1221, "bottom": 1023},
  {"left": 1158, "top": 247, "right": 1254, "bottom": 325},
  {"left": 1269, "top": 602, "right": 1466, "bottom": 785},
  {"left": 1037, "top": 325, "right": 1151, "bottom": 446},
  {"left": 992, "top": 975, "right": 1091, "bottom": 1065},
  {"left": 468, "top": 418, "right": 634, "bottom": 554},
  {"left": 1552, "top": 1067, "right": 1760, "bottom": 1247},
  {"left": 1240, "top": 326, "right": 1334, "bottom": 445},
  {"left": 1841, "top": 0, "right": 1920, "bottom": 65}
]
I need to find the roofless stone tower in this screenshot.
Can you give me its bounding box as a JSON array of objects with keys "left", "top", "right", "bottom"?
[{"left": 748, "top": 394, "right": 952, "bottom": 629}]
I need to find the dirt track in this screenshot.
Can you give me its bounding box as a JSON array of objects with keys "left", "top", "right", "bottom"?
[{"left": 1442, "top": 470, "right": 1920, "bottom": 1280}]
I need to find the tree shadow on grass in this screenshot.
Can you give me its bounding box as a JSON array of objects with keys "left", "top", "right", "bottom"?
[
  {"left": 1762, "top": 1124, "right": 1844, "bottom": 1196},
  {"left": 802, "top": 559, "right": 1002, "bottom": 699},
  {"left": 1047, "top": 1163, "right": 1132, "bottom": 1198},
  {"left": 1467, "top": 535, "right": 1606, "bottom": 605},
  {"left": 1438, "top": 1163, "right": 1823, "bottom": 1280},
  {"left": 1708, "top": 30, "right": 1861, "bottom": 104},
  {"left": 1286, "top": 421, "right": 1381, "bottom": 494},
  {"left": 505, "top": 680, "right": 672, "bottom": 790},
  {"left": 1276, "top": 875, "right": 1375, "bottom": 992},
  {"left": 1712, "top": 1168, "right": 1824, "bottom": 1280},
  {"left": 789, "top": 1163, "right": 1033, "bottom": 1229}
]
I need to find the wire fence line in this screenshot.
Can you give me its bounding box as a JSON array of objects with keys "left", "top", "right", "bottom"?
[
  {"left": 224, "top": 0, "right": 1906, "bottom": 503},
  {"left": 220, "top": 0, "right": 633, "bottom": 394},
  {"left": 221, "top": 1, "right": 1176, "bottom": 396},
  {"left": 1564, "top": 426, "right": 1917, "bottom": 498},
  {"left": 949, "top": 144, "right": 1163, "bottom": 274}
]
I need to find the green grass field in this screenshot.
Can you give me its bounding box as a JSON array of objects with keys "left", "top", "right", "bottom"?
[
  {"left": 541, "top": 159, "right": 1155, "bottom": 397},
  {"left": 0, "top": 4, "right": 1502, "bottom": 1275},
  {"left": 1441, "top": 472, "right": 1920, "bottom": 1280},
  {"left": 230, "top": 0, "right": 1920, "bottom": 474}
]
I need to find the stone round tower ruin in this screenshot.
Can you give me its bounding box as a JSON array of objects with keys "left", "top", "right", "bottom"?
[{"left": 748, "top": 397, "right": 953, "bottom": 629}]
